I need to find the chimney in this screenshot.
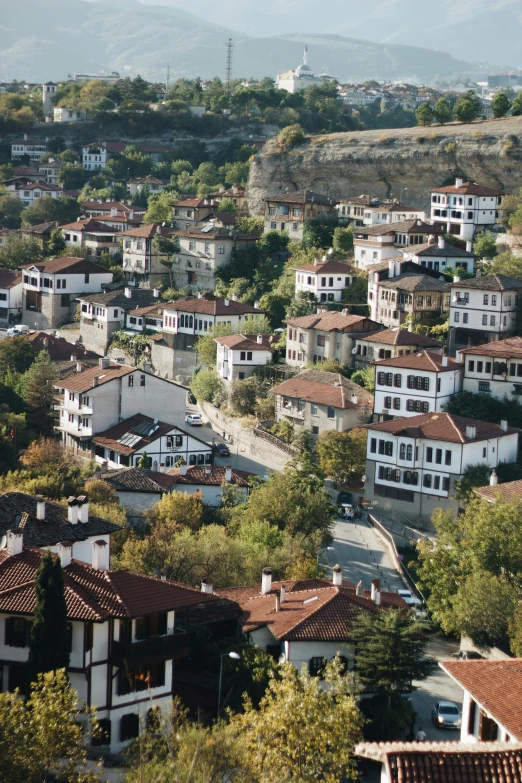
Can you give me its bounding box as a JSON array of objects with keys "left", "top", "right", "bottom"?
[
  {"left": 92, "top": 540, "right": 109, "bottom": 571},
  {"left": 442, "top": 355, "right": 448, "bottom": 367},
  {"left": 129, "top": 211, "right": 134, "bottom": 220},
  {"left": 110, "top": 207, "right": 117, "bottom": 216},
  {"left": 388, "top": 259, "right": 396, "bottom": 276},
  {"left": 356, "top": 580, "right": 365, "bottom": 598},
  {"left": 375, "top": 589, "right": 381, "bottom": 605},
  {"left": 57, "top": 541, "right": 73, "bottom": 568},
  {"left": 466, "top": 425, "right": 476, "bottom": 439},
  {"left": 257, "top": 334, "right": 263, "bottom": 344},
  {"left": 501, "top": 419, "right": 508, "bottom": 432},
  {"left": 35, "top": 495, "right": 45, "bottom": 520},
  {"left": 224, "top": 298, "right": 229, "bottom": 306},
  {"left": 197, "top": 292, "right": 202, "bottom": 299},
  {"left": 201, "top": 577, "right": 214, "bottom": 594},
  {"left": 225, "top": 465, "right": 232, "bottom": 482},
  {"left": 438, "top": 236, "right": 445, "bottom": 249},
  {"left": 280, "top": 584, "right": 286, "bottom": 603},
  {"left": 332, "top": 564, "right": 343, "bottom": 586},
  {"left": 314, "top": 258, "right": 318, "bottom": 266},
  {"left": 490, "top": 470, "right": 498, "bottom": 486},
  {"left": 453, "top": 275, "right": 460, "bottom": 283},
  {"left": 261, "top": 567, "right": 272, "bottom": 594},
  {"left": 24, "top": 133, "right": 28, "bottom": 141},
  {"left": 76, "top": 361, "right": 82, "bottom": 373},
  {"left": 205, "top": 466, "right": 211, "bottom": 475},
  {"left": 476, "top": 268, "right": 482, "bottom": 278},
  {"left": 99, "top": 357, "right": 110, "bottom": 369},
  {"left": 43, "top": 337, "right": 49, "bottom": 348},
  {"left": 371, "top": 578, "right": 381, "bottom": 602},
  {"left": 70, "top": 354, "right": 76, "bottom": 362},
  {"left": 179, "top": 463, "right": 187, "bottom": 476},
  {"left": 232, "top": 293, "right": 237, "bottom": 301},
  {"left": 125, "top": 287, "right": 133, "bottom": 298},
  {"left": 466, "top": 241, "right": 472, "bottom": 253},
  {"left": 67, "top": 496, "right": 78, "bottom": 524},
  {"left": 153, "top": 288, "right": 160, "bottom": 298},
  {"left": 275, "top": 594, "right": 281, "bottom": 612},
  {"left": 6, "top": 530, "right": 23, "bottom": 556},
  {"left": 351, "top": 394, "right": 358, "bottom": 405},
  {"left": 92, "top": 377, "right": 99, "bottom": 388},
  {"left": 76, "top": 495, "right": 89, "bottom": 523},
  {"left": 254, "top": 300, "right": 260, "bottom": 309},
  {"left": 455, "top": 177, "right": 463, "bottom": 188}
]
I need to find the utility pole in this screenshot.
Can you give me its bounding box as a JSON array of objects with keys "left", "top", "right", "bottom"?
[
  {"left": 166, "top": 62, "right": 170, "bottom": 96},
  {"left": 225, "top": 38, "right": 233, "bottom": 96}
]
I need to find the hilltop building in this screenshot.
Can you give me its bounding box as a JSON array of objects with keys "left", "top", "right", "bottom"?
[{"left": 276, "top": 46, "right": 337, "bottom": 94}]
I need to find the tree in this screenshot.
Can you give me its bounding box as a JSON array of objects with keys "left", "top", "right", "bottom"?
[
  {"left": 229, "top": 377, "right": 260, "bottom": 415},
  {"left": 143, "top": 190, "right": 174, "bottom": 224},
  {"left": 277, "top": 123, "right": 305, "bottom": 148},
  {"left": 150, "top": 490, "right": 204, "bottom": 531},
  {"left": 28, "top": 552, "right": 69, "bottom": 683},
  {"left": 0, "top": 335, "right": 34, "bottom": 377},
  {"left": 316, "top": 428, "right": 367, "bottom": 482},
  {"left": 415, "top": 102, "right": 434, "bottom": 126},
  {"left": 351, "top": 365, "right": 375, "bottom": 392},
  {"left": 454, "top": 91, "right": 481, "bottom": 123},
  {"left": 453, "top": 571, "right": 517, "bottom": 648},
  {"left": 152, "top": 233, "right": 180, "bottom": 287},
  {"left": 217, "top": 197, "right": 236, "bottom": 212},
  {"left": 0, "top": 192, "right": 23, "bottom": 229},
  {"left": 236, "top": 215, "right": 264, "bottom": 235},
  {"left": 0, "top": 669, "right": 98, "bottom": 783},
  {"left": 229, "top": 659, "right": 362, "bottom": 783},
  {"left": 348, "top": 608, "right": 436, "bottom": 740},
  {"left": 19, "top": 351, "right": 58, "bottom": 433},
  {"left": 136, "top": 451, "right": 152, "bottom": 469},
  {"left": 433, "top": 98, "right": 452, "bottom": 125},
  {"left": 190, "top": 368, "right": 224, "bottom": 403},
  {"left": 0, "top": 236, "right": 43, "bottom": 270},
  {"left": 21, "top": 437, "right": 70, "bottom": 473},
  {"left": 332, "top": 225, "right": 353, "bottom": 254},
  {"left": 512, "top": 93, "right": 522, "bottom": 116},
  {"left": 21, "top": 195, "right": 79, "bottom": 227},
  {"left": 473, "top": 230, "right": 497, "bottom": 260},
  {"left": 492, "top": 91, "right": 511, "bottom": 118},
  {"left": 455, "top": 463, "right": 491, "bottom": 500}
]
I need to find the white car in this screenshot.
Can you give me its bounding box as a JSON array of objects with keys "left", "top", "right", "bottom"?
[
  {"left": 7, "top": 325, "right": 29, "bottom": 336},
  {"left": 398, "top": 589, "right": 423, "bottom": 607},
  {"left": 185, "top": 414, "right": 203, "bottom": 426}
]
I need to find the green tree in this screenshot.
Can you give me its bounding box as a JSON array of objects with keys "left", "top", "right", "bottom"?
[
  {"left": 0, "top": 335, "right": 34, "bottom": 377},
  {"left": 236, "top": 215, "right": 264, "bottom": 235},
  {"left": 229, "top": 659, "right": 362, "bottom": 783},
  {"left": 351, "top": 365, "right": 375, "bottom": 392},
  {"left": 229, "top": 377, "right": 260, "bottom": 416},
  {"left": 19, "top": 351, "right": 58, "bottom": 433},
  {"left": 190, "top": 368, "right": 224, "bottom": 403},
  {"left": 332, "top": 225, "right": 354, "bottom": 254},
  {"left": 316, "top": 428, "right": 367, "bottom": 482},
  {"left": 415, "top": 102, "right": 434, "bottom": 126},
  {"left": 453, "top": 571, "right": 517, "bottom": 648},
  {"left": 492, "top": 91, "right": 511, "bottom": 118},
  {"left": 0, "top": 236, "right": 43, "bottom": 270},
  {"left": 454, "top": 91, "right": 481, "bottom": 123},
  {"left": 277, "top": 123, "right": 305, "bottom": 148},
  {"left": 455, "top": 463, "right": 491, "bottom": 501},
  {"left": 21, "top": 195, "right": 79, "bottom": 227},
  {"left": 512, "top": 93, "right": 522, "bottom": 116},
  {"left": 28, "top": 552, "right": 69, "bottom": 683},
  {"left": 473, "top": 230, "right": 497, "bottom": 260},
  {"left": 152, "top": 233, "right": 180, "bottom": 287},
  {"left": 136, "top": 451, "right": 152, "bottom": 469},
  {"left": 217, "top": 197, "right": 236, "bottom": 212},
  {"left": 433, "top": 98, "right": 452, "bottom": 125},
  {"left": 0, "top": 192, "right": 23, "bottom": 229},
  {"left": 143, "top": 190, "right": 174, "bottom": 224},
  {"left": 150, "top": 490, "right": 204, "bottom": 531}
]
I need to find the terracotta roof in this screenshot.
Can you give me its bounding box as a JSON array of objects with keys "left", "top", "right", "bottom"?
[
  {"left": 0, "top": 492, "right": 120, "bottom": 548},
  {"left": 80, "top": 200, "right": 144, "bottom": 213},
  {"left": 264, "top": 189, "right": 334, "bottom": 206},
  {"left": 270, "top": 370, "right": 373, "bottom": 409},
  {"left": 120, "top": 224, "right": 173, "bottom": 239},
  {"left": 356, "top": 219, "right": 442, "bottom": 237},
  {"left": 92, "top": 413, "right": 204, "bottom": 456},
  {"left": 174, "top": 228, "right": 255, "bottom": 241},
  {"left": 13, "top": 166, "right": 40, "bottom": 176},
  {"left": 20, "top": 222, "right": 55, "bottom": 235},
  {"left": 355, "top": 741, "right": 522, "bottom": 783},
  {"left": 374, "top": 351, "right": 460, "bottom": 372},
  {"left": 164, "top": 295, "right": 263, "bottom": 317},
  {"left": 475, "top": 479, "right": 522, "bottom": 503},
  {"left": 409, "top": 241, "right": 474, "bottom": 258},
  {"left": 78, "top": 288, "right": 158, "bottom": 311},
  {"left": 56, "top": 362, "right": 134, "bottom": 393},
  {"left": 292, "top": 259, "right": 354, "bottom": 274},
  {"left": 60, "top": 218, "right": 119, "bottom": 234},
  {"left": 383, "top": 274, "right": 449, "bottom": 292},
  {"left": 214, "top": 334, "right": 273, "bottom": 352},
  {"left": 450, "top": 274, "right": 522, "bottom": 291},
  {"left": 26, "top": 331, "right": 98, "bottom": 363},
  {"left": 285, "top": 313, "right": 380, "bottom": 333},
  {"left": 367, "top": 412, "right": 520, "bottom": 443},
  {"left": 202, "top": 212, "right": 237, "bottom": 226},
  {"left": 0, "top": 269, "right": 22, "bottom": 289},
  {"left": 21, "top": 182, "right": 62, "bottom": 192},
  {"left": 166, "top": 466, "right": 255, "bottom": 488},
  {"left": 83, "top": 142, "right": 127, "bottom": 154},
  {"left": 173, "top": 197, "right": 219, "bottom": 208},
  {"left": 20, "top": 257, "right": 111, "bottom": 275},
  {"left": 459, "top": 336, "right": 522, "bottom": 359},
  {"left": 126, "top": 302, "right": 165, "bottom": 318},
  {"left": 432, "top": 182, "right": 504, "bottom": 196},
  {"left": 441, "top": 660, "right": 522, "bottom": 740},
  {"left": 102, "top": 467, "right": 179, "bottom": 494},
  {"left": 0, "top": 547, "right": 237, "bottom": 622},
  {"left": 361, "top": 328, "right": 440, "bottom": 348}
]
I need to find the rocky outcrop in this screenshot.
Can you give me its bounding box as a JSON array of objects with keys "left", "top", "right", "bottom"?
[{"left": 247, "top": 117, "right": 522, "bottom": 214}]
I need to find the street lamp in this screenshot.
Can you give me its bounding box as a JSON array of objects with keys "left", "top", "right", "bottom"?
[
  {"left": 217, "top": 651, "right": 240, "bottom": 718},
  {"left": 316, "top": 546, "right": 335, "bottom": 566},
  {"left": 399, "top": 187, "right": 408, "bottom": 204}
]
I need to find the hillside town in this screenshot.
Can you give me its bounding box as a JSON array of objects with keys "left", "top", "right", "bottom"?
[{"left": 2, "top": 38, "right": 522, "bottom": 783}]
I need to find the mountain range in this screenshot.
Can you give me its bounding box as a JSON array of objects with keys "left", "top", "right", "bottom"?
[{"left": 0, "top": 0, "right": 510, "bottom": 85}]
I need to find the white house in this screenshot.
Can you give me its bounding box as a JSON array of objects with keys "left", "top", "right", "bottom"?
[
  {"left": 172, "top": 197, "right": 220, "bottom": 228},
  {"left": 403, "top": 236, "right": 475, "bottom": 274},
  {"left": 430, "top": 178, "right": 504, "bottom": 240},
  {"left": 441, "top": 659, "right": 522, "bottom": 743},
  {"left": 276, "top": 46, "right": 337, "bottom": 94},
  {"left": 264, "top": 189, "right": 336, "bottom": 241},
  {"left": 367, "top": 258, "right": 445, "bottom": 323},
  {"left": 166, "top": 464, "right": 255, "bottom": 506},
  {"left": 270, "top": 370, "right": 373, "bottom": 436},
  {"left": 364, "top": 412, "right": 519, "bottom": 527},
  {"left": 53, "top": 106, "right": 86, "bottom": 123},
  {"left": 11, "top": 135, "right": 48, "bottom": 162},
  {"left": 54, "top": 359, "right": 188, "bottom": 454},
  {"left": 171, "top": 229, "right": 258, "bottom": 291},
  {"left": 0, "top": 535, "right": 238, "bottom": 754},
  {"left": 61, "top": 218, "right": 122, "bottom": 257},
  {"left": 0, "top": 270, "right": 23, "bottom": 327},
  {"left": 21, "top": 256, "right": 113, "bottom": 329},
  {"left": 293, "top": 259, "right": 356, "bottom": 303},
  {"left": 78, "top": 287, "right": 160, "bottom": 353},
  {"left": 354, "top": 327, "right": 442, "bottom": 368},
  {"left": 39, "top": 159, "right": 65, "bottom": 185},
  {"left": 215, "top": 334, "right": 273, "bottom": 383},
  {"left": 373, "top": 351, "right": 463, "bottom": 420},
  {"left": 80, "top": 201, "right": 145, "bottom": 219},
  {"left": 17, "top": 182, "right": 63, "bottom": 207},
  {"left": 448, "top": 273, "right": 522, "bottom": 355},
  {"left": 163, "top": 295, "right": 265, "bottom": 337},
  {"left": 336, "top": 196, "right": 425, "bottom": 227},
  {"left": 285, "top": 311, "right": 382, "bottom": 369},
  {"left": 126, "top": 176, "right": 168, "bottom": 197},
  {"left": 353, "top": 220, "right": 443, "bottom": 270},
  {"left": 458, "top": 336, "right": 522, "bottom": 399},
  {"left": 92, "top": 413, "right": 212, "bottom": 471},
  {"left": 82, "top": 141, "right": 127, "bottom": 171}
]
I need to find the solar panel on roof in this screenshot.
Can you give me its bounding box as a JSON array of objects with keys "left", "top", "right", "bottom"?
[
  {"left": 117, "top": 433, "right": 142, "bottom": 447},
  {"left": 201, "top": 224, "right": 213, "bottom": 233}
]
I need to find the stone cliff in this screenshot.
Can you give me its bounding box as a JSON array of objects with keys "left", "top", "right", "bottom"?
[{"left": 247, "top": 117, "right": 522, "bottom": 214}]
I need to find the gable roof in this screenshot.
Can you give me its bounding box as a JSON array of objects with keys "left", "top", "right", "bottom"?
[
  {"left": 356, "top": 219, "right": 442, "bottom": 237},
  {"left": 57, "top": 362, "right": 134, "bottom": 394},
  {"left": 355, "top": 741, "right": 522, "bottom": 783},
  {"left": 458, "top": 336, "right": 522, "bottom": 359},
  {"left": 374, "top": 350, "right": 460, "bottom": 372},
  {"left": 173, "top": 197, "right": 219, "bottom": 208},
  {"left": 60, "top": 218, "right": 119, "bottom": 234},
  {"left": 26, "top": 331, "right": 98, "bottom": 364},
  {"left": 102, "top": 467, "right": 179, "bottom": 494},
  {"left": 0, "top": 492, "right": 120, "bottom": 548},
  {"left": 214, "top": 334, "right": 273, "bottom": 352},
  {"left": 80, "top": 200, "right": 144, "bottom": 214},
  {"left": 264, "top": 189, "right": 334, "bottom": 206},
  {"left": 441, "top": 659, "right": 522, "bottom": 741},
  {"left": 382, "top": 274, "right": 449, "bottom": 292},
  {"left": 166, "top": 465, "right": 255, "bottom": 488},
  {"left": 432, "top": 182, "right": 504, "bottom": 196},
  {"left": 408, "top": 241, "right": 474, "bottom": 258},
  {"left": 292, "top": 259, "right": 354, "bottom": 274},
  {"left": 20, "top": 257, "right": 111, "bottom": 275},
  {"left": 164, "top": 295, "right": 263, "bottom": 317},
  {"left": 367, "top": 412, "right": 519, "bottom": 443},
  {"left": 120, "top": 224, "right": 174, "bottom": 239},
  {"left": 474, "top": 479, "right": 522, "bottom": 504},
  {"left": 92, "top": 413, "right": 205, "bottom": 456},
  {"left": 285, "top": 312, "right": 380, "bottom": 333},
  {"left": 361, "top": 328, "right": 441, "bottom": 348},
  {"left": 0, "top": 269, "right": 22, "bottom": 289},
  {"left": 270, "top": 370, "right": 373, "bottom": 410},
  {"left": 78, "top": 288, "right": 158, "bottom": 311},
  {"left": 450, "top": 274, "right": 522, "bottom": 291}
]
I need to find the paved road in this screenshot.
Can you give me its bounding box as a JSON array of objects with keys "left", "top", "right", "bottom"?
[{"left": 411, "top": 635, "right": 463, "bottom": 741}]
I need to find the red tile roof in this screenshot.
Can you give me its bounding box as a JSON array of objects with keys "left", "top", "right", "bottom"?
[
  {"left": 60, "top": 218, "right": 119, "bottom": 234},
  {"left": 432, "top": 182, "right": 504, "bottom": 196},
  {"left": 20, "top": 257, "right": 112, "bottom": 275},
  {"left": 120, "top": 224, "right": 174, "bottom": 239},
  {"left": 459, "top": 336, "right": 522, "bottom": 360},
  {"left": 361, "top": 328, "right": 441, "bottom": 348},
  {"left": 214, "top": 334, "right": 273, "bottom": 352},
  {"left": 292, "top": 259, "right": 355, "bottom": 274},
  {"left": 264, "top": 189, "right": 334, "bottom": 206},
  {"left": 80, "top": 200, "right": 144, "bottom": 213},
  {"left": 270, "top": 370, "right": 373, "bottom": 410},
  {"left": 474, "top": 478, "right": 522, "bottom": 503},
  {"left": 441, "top": 660, "right": 522, "bottom": 740},
  {"left": 368, "top": 412, "right": 519, "bottom": 443},
  {"left": 164, "top": 295, "right": 263, "bottom": 317},
  {"left": 166, "top": 466, "right": 255, "bottom": 488},
  {"left": 285, "top": 312, "right": 380, "bottom": 333},
  {"left": 26, "top": 331, "right": 98, "bottom": 363},
  {"left": 374, "top": 350, "right": 460, "bottom": 373},
  {"left": 0, "top": 269, "right": 22, "bottom": 289},
  {"left": 173, "top": 197, "right": 219, "bottom": 208},
  {"left": 91, "top": 413, "right": 205, "bottom": 456},
  {"left": 56, "top": 362, "right": 134, "bottom": 393}
]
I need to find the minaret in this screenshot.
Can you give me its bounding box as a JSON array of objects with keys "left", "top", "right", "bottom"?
[
  {"left": 42, "top": 81, "right": 57, "bottom": 119},
  {"left": 303, "top": 45, "right": 308, "bottom": 66}
]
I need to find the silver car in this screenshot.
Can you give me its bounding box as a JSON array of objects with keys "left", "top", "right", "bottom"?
[{"left": 432, "top": 700, "right": 462, "bottom": 729}]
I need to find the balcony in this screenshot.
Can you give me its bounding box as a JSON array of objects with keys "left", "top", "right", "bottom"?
[
  {"left": 281, "top": 405, "right": 305, "bottom": 420},
  {"left": 110, "top": 630, "right": 190, "bottom": 667}
]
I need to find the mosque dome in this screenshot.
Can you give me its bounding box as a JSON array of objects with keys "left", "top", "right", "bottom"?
[{"left": 295, "top": 63, "right": 312, "bottom": 77}]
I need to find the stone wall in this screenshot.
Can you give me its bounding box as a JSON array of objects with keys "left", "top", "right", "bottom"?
[{"left": 79, "top": 318, "right": 120, "bottom": 354}]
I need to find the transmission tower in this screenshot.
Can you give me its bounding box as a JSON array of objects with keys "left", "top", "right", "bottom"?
[{"left": 226, "top": 38, "right": 233, "bottom": 96}]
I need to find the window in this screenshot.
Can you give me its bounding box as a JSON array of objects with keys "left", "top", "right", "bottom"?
[
  {"left": 309, "top": 657, "right": 327, "bottom": 677},
  {"left": 482, "top": 314, "right": 488, "bottom": 326},
  {"left": 433, "top": 476, "right": 440, "bottom": 490},
  {"left": 385, "top": 441, "right": 393, "bottom": 456},
  {"left": 120, "top": 713, "right": 140, "bottom": 742},
  {"left": 483, "top": 295, "right": 489, "bottom": 305},
  {"left": 492, "top": 295, "right": 497, "bottom": 306},
  {"left": 435, "top": 448, "right": 442, "bottom": 464},
  {"left": 384, "top": 396, "right": 392, "bottom": 409},
  {"left": 403, "top": 470, "right": 418, "bottom": 485},
  {"left": 426, "top": 447, "right": 433, "bottom": 462},
  {"left": 442, "top": 477, "right": 450, "bottom": 492},
  {"left": 485, "top": 362, "right": 491, "bottom": 373},
  {"left": 247, "top": 351, "right": 252, "bottom": 361},
  {"left": 393, "top": 397, "right": 401, "bottom": 410},
  {"left": 407, "top": 375, "right": 415, "bottom": 389},
  {"left": 311, "top": 403, "right": 318, "bottom": 415},
  {"left": 394, "top": 374, "right": 401, "bottom": 388},
  {"left": 317, "top": 335, "right": 325, "bottom": 347},
  {"left": 60, "top": 294, "right": 70, "bottom": 308},
  {"left": 490, "top": 315, "right": 496, "bottom": 326},
  {"left": 477, "top": 361, "right": 483, "bottom": 373},
  {"left": 128, "top": 375, "right": 134, "bottom": 387},
  {"left": 406, "top": 445, "right": 413, "bottom": 461},
  {"left": 423, "top": 473, "right": 432, "bottom": 488},
  {"left": 478, "top": 381, "right": 490, "bottom": 392},
  {"left": 386, "top": 373, "right": 393, "bottom": 386},
  {"left": 327, "top": 406, "right": 335, "bottom": 420},
  {"left": 5, "top": 617, "right": 30, "bottom": 647},
  {"left": 312, "top": 425, "right": 319, "bottom": 435},
  {"left": 463, "top": 312, "right": 468, "bottom": 323},
  {"left": 370, "top": 438, "right": 376, "bottom": 453},
  {"left": 400, "top": 443, "right": 406, "bottom": 460},
  {"left": 468, "top": 360, "right": 475, "bottom": 372},
  {"left": 217, "top": 244, "right": 225, "bottom": 254},
  {"left": 445, "top": 450, "right": 452, "bottom": 466}
]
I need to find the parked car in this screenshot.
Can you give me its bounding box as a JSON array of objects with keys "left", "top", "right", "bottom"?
[
  {"left": 397, "top": 589, "right": 422, "bottom": 607},
  {"left": 7, "top": 325, "right": 29, "bottom": 336},
  {"left": 451, "top": 650, "right": 484, "bottom": 660},
  {"left": 213, "top": 442, "right": 230, "bottom": 457},
  {"left": 185, "top": 414, "right": 203, "bottom": 426},
  {"left": 432, "top": 701, "right": 462, "bottom": 729}
]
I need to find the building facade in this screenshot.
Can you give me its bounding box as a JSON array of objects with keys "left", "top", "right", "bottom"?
[
  {"left": 285, "top": 311, "right": 382, "bottom": 369},
  {"left": 430, "top": 178, "right": 504, "bottom": 240},
  {"left": 293, "top": 258, "right": 356, "bottom": 303},
  {"left": 458, "top": 336, "right": 522, "bottom": 399},
  {"left": 215, "top": 334, "right": 273, "bottom": 383},
  {"left": 264, "top": 190, "right": 337, "bottom": 240}
]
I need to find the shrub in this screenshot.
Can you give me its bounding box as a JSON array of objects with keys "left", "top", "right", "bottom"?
[
  {"left": 277, "top": 124, "right": 305, "bottom": 149},
  {"left": 189, "top": 369, "right": 224, "bottom": 403},
  {"left": 444, "top": 142, "right": 457, "bottom": 154}
]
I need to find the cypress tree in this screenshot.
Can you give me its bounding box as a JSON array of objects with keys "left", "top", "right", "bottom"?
[{"left": 28, "top": 551, "right": 70, "bottom": 686}]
